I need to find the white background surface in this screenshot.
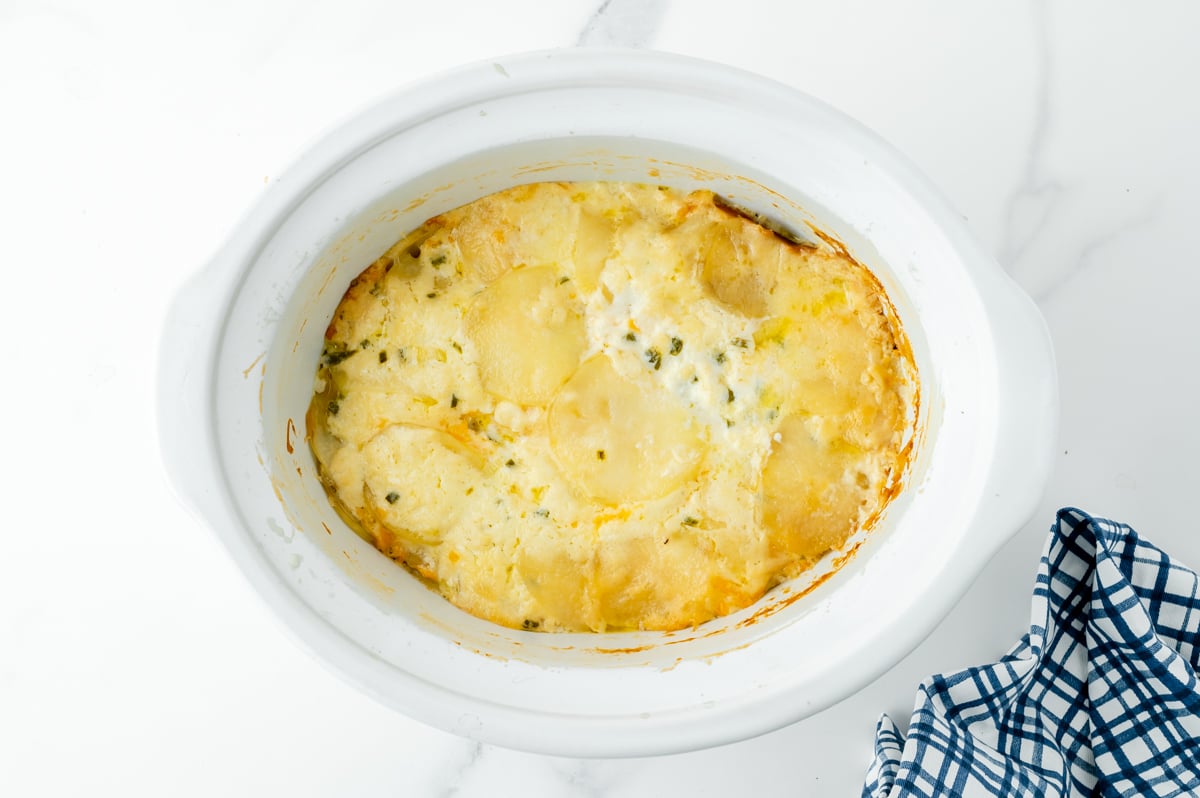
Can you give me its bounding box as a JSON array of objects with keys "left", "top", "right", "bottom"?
[{"left": 3, "top": 1, "right": 1199, "bottom": 795}]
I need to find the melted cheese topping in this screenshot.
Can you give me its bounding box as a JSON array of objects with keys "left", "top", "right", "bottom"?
[{"left": 307, "top": 182, "right": 917, "bottom": 632}]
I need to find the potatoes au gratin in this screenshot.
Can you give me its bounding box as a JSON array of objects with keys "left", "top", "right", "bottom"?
[{"left": 307, "top": 182, "right": 917, "bottom": 632}]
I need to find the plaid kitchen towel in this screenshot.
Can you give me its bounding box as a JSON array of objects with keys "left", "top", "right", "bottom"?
[{"left": 863, "top": 508, "right": 1200, "bottom": 797}]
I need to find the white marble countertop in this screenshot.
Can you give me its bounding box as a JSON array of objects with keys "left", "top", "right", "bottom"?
[{"left": 4, "top": 1, "right": 1199, "bottom": 794}]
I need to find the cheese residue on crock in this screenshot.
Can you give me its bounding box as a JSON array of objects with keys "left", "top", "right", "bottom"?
[{"left": 306, "top": 182, "right": 917, "bottom": 632}]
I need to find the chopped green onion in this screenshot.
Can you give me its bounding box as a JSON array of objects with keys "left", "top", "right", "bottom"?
[{"left": 323, "top": 349, "right": 357, "bottom": 366}]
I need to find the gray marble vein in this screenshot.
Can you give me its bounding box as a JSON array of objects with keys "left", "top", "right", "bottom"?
[
  {"left": 577, "top": 0, "right": 667, "bottom": 48},
  {"left": 551, "top": 758, "right": 623, "bottom": 798},
  {"left": 435, "top": 741, "right": 484, "bottom": 798},
  {"left": 1000, "top": 0, "right": 1063, "bottom": 274},
  {"left": 1033, "top": 194, "right": 1162, "bottom": 303}
]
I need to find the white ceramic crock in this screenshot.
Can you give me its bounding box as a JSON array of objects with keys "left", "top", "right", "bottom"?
[{"left": 158, "top": 50, "right": 1056, "bottom": 757}]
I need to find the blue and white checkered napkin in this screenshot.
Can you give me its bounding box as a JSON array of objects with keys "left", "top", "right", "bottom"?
[{"left": 863, "top": 508, "right": 1200, "bottom": 797}]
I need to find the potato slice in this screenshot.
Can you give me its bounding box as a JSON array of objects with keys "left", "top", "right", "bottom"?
[
  {"left": 515, "top": 537, "right": 599, "bottom": 632},
  {"left": 466, "top": 265, "right": 586, "bottom": 406},
  {"left": 548, "top": 355, "right": 705, "bottom": 504},
  {"left": 444, "top": 184, "right": 576, "bottom": 282},
  {"left": 592, "top": 521, "right": 770, "bottom": 630},
  {"left": 758, "top": 309, "right": 870, "bottom": 418},
  {"left": 702, "top": 227, "right": 763, "bottom": 317},
  {"left": 359, "top": 424, "right": 480, "bottom": 545},
  {"left": 761, "top": 414, "right": 865, "bottom": 563},
  {"left": 571, "top": 209, "right": 614, "bottom": 293},
  {"left": 668, "top": 197, "right": 781, "bottom": 318},
  {"left": 447, "top": 215, "right": 511, "bottom": 283}
]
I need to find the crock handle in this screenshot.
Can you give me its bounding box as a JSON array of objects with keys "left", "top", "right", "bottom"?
[
  {"left": 977, "top": 275, "right": 1058, "bottom": 549},
  {"left": 157, "top": 266, "right": 227, "bottom": 519}
]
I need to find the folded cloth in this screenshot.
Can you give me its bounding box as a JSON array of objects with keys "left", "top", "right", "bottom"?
[{"left": 863, "top": 508, "right": 1200, "bottom": 797}]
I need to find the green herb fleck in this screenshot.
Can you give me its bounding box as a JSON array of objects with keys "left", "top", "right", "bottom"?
[
  {"left": 323, "top": 349, "right": 357, "bottom": 366},
  {"left": 732, "top": 337, "right": 749, "bottom": 348},
  {"left": 625, "top": 332, "right": 637, "bottom": 342},
  {"left": 385, "top": 491, "right": 400, "bottom": 504},
  {"left": 397, "top": 348, "right": 408, "bottom": 363},
  {"left": 596, "top": 450, "right": 606, "bottom": 460},
  {"left": 714, "top": 351, "right": 727, "bottom": 364},
  {"left": 725, "top": 418, "right": 734, "bottom": 428},
  {"left": 451, "top": 341, "right": 462, "bottom": 354},
  {"left": 327, "top": 400, "right": 340, "bottom": 415},
  {"left": 522, "top": 619, "right": 541, "bottom": 630},
  {"left": 378, "top": 350, "right": 388, "bottom": 364},
  {"left": 533, "top": 508, "right": 550, "bottom": 518},
  {"left": 431, "top": 254, "right": 447, "bottom": 266},
  {"left": 426, "top": 292, "right": 438, "bottom": 299},
  {"left": 359, "top": 339, "right": 371, "bottom": 349},
  {"left": 727, "top": 387, "right": 735, "bottom": 403},
  {"left": 505, "top": 458, "right": 516, "bottom": 467},
  {"left": 669, "top": 337, "right": 684, "bottom": 355},
  {"left": 468, "top": 417, "right": 485, "bottom": 432},
  {"left": 646, "top": 348, "right": 662, "bottom": 371},
  {"left": 558, "top": 276, "right": 571, "bottom": 284},
  {"left": 682, "top": 516, "right": 699, "bottom": 527},
  {"left": 450, "top": 394, "right": 459, "bottom": 409}
]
